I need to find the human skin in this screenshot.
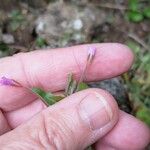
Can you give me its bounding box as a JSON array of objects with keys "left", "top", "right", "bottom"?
[{"left": 0, "top": 43, "right": 149, "bottom": 149}]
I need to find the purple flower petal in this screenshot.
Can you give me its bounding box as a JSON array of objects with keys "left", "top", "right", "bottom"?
[
  {"left": 88, "top": 47, "right": 96, "bottom": 57},
  {"left": 87, "top": 47, "right": 96, "bottom": 63},
  {"left": 0, "top": 76, "right": 19, "bottom": 86}
]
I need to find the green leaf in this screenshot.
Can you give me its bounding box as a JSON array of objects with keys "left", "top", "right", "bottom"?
[
  {"left": 10, "top": 10, "right": 24, "bottom": 21},
  {"left": 128, "top": 0, "right": 138, "bottom": 11},
  {"left": 9, "top": 10, "right": 25, "bottom": 31},
  {"left": 70, "top": 80, "right": 77, "bottom": 94},
  {"left": 127, "top": 11, "right": 144, "bottom": 22},
  {"left": 31, "top": 88, "right": 64, "bottom": 106},
  {"left": 136, "top": 106, "right": 150, "bottom": 126},
  {"left": 126, "top": 41, "right": 140, "bottom": 54},
  {"left": 143, "top": 7, "right": 150, "bottom": 18},
  {"left": 35, "top": 37, "right": 47, "bottom": 48},
  {"left": 65, "top": 73, "right": 74, "bottom": 96},
  {"left": 65, "top": 73, "right": 89, "bottom": 95},
  {"left": 0, "top": 43, "right": 10, "bottom": 51},
  {"left": 76, "top": 82, "right": 89, "bottom": 92},
  {"left": 65, "top": 73, "right": 78, "bottom": 96}
]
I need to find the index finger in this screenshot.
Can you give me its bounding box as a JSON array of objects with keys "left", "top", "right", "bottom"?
[{"left": 0, "top": 43, "right": 134, "bottom": 111}]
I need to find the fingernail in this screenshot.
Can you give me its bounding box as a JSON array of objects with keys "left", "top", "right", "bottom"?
[{"left": 79, "top": 92, "right": 113, "bottom": 130}]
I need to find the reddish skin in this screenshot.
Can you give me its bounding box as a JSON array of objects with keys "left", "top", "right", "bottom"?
[{"left": 0, "top": 43, "right": 149, "bottom": 149}]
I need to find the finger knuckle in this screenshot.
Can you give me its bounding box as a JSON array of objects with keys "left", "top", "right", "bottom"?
[{"left": 38, "top": 112, "right": 74, "bottom": 150}]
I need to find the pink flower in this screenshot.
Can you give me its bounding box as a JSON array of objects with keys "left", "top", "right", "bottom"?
[
  {"left": 0, "top": 76, "right": 20, "bottom": 86},
  {"left": 88, "top": 47, "right": 96, "bottom": 57},
  {"left": 87, "top": 47, "right": 96, "bottom": 62}
]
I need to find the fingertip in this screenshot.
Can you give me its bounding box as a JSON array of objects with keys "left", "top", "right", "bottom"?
[
  {"left": 95, "top": 110, "right": 150, "bottom": 150},
  {"left": 85, "top": 43, "right": 134, "bottom": 81},
  {"left": 113, "top": 43, "right": 134, "bottom": 69},
  {"left": 101, "top": 43, "right": 134, "bottom": 71},
  {"left": 120, "top": 111, "right": 150, "bottom": 148}
]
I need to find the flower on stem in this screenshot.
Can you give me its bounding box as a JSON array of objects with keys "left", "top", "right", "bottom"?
[
  {"left": 76, "top": 46, "right": 96, "bottom": 91},
  {"left": 87, "top": 46, "right": 96, "bottom": 63},
  {"left": 0, "top": 76, "right": 21, "bottom": 87},
  {"left": 80, "top": 46, "right": 97, "bottom": 81}
]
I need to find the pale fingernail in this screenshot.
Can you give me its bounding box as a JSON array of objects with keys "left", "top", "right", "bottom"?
[{"left": 79, "top": 92, "right": 113, "bottom": 130}]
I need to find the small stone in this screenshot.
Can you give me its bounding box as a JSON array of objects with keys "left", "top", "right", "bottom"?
[
  {"left": 73, "top": 19, "right": 83, "bottom": 30},
  {"left": 88, "top": 77, "right": 132, "bottom": 113},
  {"left": 2, "top": 34, "right": 15, "bottom": 44},
  {"left": 36, "top": 21, "right": 45, "bottom": 34}
]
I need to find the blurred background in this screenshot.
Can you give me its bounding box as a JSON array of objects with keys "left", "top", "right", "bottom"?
[{"left": 0, "top": 0, "right": 150, "bottom": 127}]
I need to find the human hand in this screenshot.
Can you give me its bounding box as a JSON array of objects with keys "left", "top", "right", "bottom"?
[{"left": 0, "top": 43, "right": 149, "bottom": 149}]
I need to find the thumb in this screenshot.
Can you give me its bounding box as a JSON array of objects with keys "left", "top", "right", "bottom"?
[{"left": 0, "top": 89, "right": 119, "bottom": 150}]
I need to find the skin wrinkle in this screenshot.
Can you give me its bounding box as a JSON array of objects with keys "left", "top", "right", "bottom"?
[
  {"left": 14, "top": 54, "right": 31, "bottom": 88},
  {"left": 77, "top": 99, "right": 93, "bottom": 149},
  {"left": 0, "top": 109, "right": 11, "bottom": 134},
  {"left": 52, "top": 110, "right": 82, "bottom": 150},
  {"left": 41, "top": 111, "right": 69, "bottom": 150},
  {"left": 13, "top": 50, "right": 56, "bottom": 91},
  {"left": 34, "top": 50, "right": 56, "bottom": 91},
  {"left": 4, "top": 113, "right": 13, "bottom": 130},
  {"left": 71, "top": 46, "right": 84, "bottom": 81},
  {"left": 37, "top": 114, "right": 57, "bottom": 150},
  {"left": 5, "top": 99, "right": 46, "bottom": 128},
  {"left": 0, "top": 135, "right": 44, "bottom": 150},
  {"left": 35, "top": 50, "right": 67, "bottom": 91},
  {"left": 44, "top": 51, "right": 65, "bottom": 91},
  {"left": 15, "top": 52, "right": 47, "bottom": 89}
]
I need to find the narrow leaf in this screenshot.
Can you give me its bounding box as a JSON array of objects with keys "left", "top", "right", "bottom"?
[
  {"left": 65, "top": 73, "right": 73, "bottom": 96},
  {"left": 69, "top": 80, "right": 77, "bottom": 95},
  {"left": 32, "top": 88, "right": 64, "bottom": 106},
  {"left": 76, "top": 82, "right": 89, "bottom": 92},
  {"left": 65, "top": 73, "right": 78, "bottom": 96}
]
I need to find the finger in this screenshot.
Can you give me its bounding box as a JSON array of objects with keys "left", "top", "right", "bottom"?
[
  {"left": 0, "top": 43, "right": 134, "bottom": 111},
  {"left": 4, "top": 91, "right": 63, "bottom": 128},
  {"left": 5, "top": 99, "right": 46, "bottom": 128},
  {"left": 95, "top": 111, "right": 150, "bottom": 150},
  {"left": 0, "top": 89, "right": 119, "bottom": 149},
  {"left": 0, "top": 87, "right": 37, "bottom": 112},
  {"left": 0, "top": 109, "right": 11, "bottom": 135}
]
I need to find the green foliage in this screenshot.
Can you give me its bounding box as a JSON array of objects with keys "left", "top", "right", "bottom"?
[
  {"left": 143, "top": 7, "right": 150, "bottom": 18},
  {"left": 128, "top": 0, "right": 138, "bottom": 11},
  {"left": 9, "top": 10, "right": 25, "bottom": 31},
  {"left": 124, "top": 41, "right": 150, "bottom": 126},
  {"left": 32, "top": 88, "right": 64, "bottom": 106},
  {"left": 127, "top": 11, "right": 143, "bottom": 22},
  {"left": 65, "top": 73, "right": 89, "bottom": 96},
  {"left": 76, "top": 82, "right": 89, "bottom": 92},
  {"left": 136, "top": 106, "right": 150, "bottom": 126},
  {"left": 65, "top": 73, "right": 76, "bottom": 96},
  {"left": 0, "top": 42, "right": 12, "bottom": 57},
  {"left": 0, "top": 43, "right": 10, "bottom": 51},
  {"left": 31, "top": 73, "right": 89, "bottom": 106},
  {"left": 35, "top": 37, "right": 47, "bottom": 48},
  {"left": 127, "top": 0, "right": 150, "bottom": 22}
]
